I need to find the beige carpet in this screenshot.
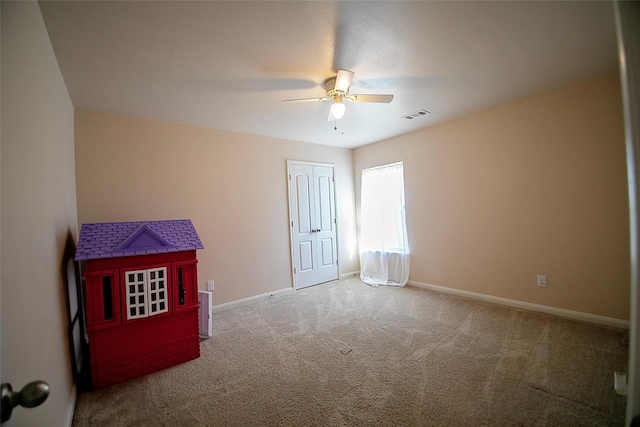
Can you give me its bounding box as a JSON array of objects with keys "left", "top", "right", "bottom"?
[{"left": 72, "top": 278, "right": 628, "bottom": 426}]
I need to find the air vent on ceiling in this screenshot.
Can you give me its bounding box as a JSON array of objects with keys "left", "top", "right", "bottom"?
[{"left": 402, "top": 109, "right": 431, "bottom": 120}]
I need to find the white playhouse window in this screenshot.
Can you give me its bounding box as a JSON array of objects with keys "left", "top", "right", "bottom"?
[{"left": 125, "top": 267, "right": 168, "bottom": 320}]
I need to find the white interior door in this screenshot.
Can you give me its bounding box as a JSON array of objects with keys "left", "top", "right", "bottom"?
[
  {"left": 313, "top": 165, "right": 339, "bottom": 284},
  {"left": 288, "top": 162, "right": 339, "bottom": 289}
]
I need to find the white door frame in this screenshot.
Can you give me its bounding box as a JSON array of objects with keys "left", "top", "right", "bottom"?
[
  {"left": 287, "top": 160, "right": 339, "bottom": 290},
  {"left": 615, "top": 1, "right": 640, "bottom": 424}
]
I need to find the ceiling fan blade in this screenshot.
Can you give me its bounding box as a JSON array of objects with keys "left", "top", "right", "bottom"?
[
  {"left": 334, "top": 70, "right": 354, "bottom": 93},
  {"left": 282, "top": 97, "right": 330, "bottom": 103},
  {"left": 348, "top": 94, "right": 394, "bottom": 103}
]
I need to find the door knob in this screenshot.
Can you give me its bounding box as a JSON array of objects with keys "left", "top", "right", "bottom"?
[{"left": 1, "top": 381, "right": 50, "bottom": 422}]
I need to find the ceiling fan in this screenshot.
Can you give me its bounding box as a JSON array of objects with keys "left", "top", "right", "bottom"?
[{"left": 282, "top": 70, "right": 394, "bottom": 121}]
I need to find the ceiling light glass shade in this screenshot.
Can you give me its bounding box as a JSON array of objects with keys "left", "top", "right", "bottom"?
[{"left": 330, "top": 101, "right": 346, "bottom": 120}]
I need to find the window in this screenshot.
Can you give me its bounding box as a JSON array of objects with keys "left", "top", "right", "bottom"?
[
  {"left": 359, "top": 162, "right": 410, "bottom": 286},
  {"left": 87, "top": 270, "right": 121, "bottom": 329},
  {"left": 360, "top": 162, "right": 408, "bottom": 253},
  {"left": 102, "top": 276, "right": 114, "bottom": 321},
  {"left": 177, "top": 267, "right": 185, "bottom": 306},
  {"left": 125, "top": 267, "right": 168, "bottom": 320}
]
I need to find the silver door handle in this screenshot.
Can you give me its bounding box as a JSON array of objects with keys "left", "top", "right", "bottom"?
[{"left": 1, "top": 381, "right": 50, "bottom": 422}]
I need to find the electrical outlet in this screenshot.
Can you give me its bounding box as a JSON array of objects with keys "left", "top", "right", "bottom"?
[
  {"left": 537, "top": 275, "right": 547, "bottom": 288},
  {"left": 206, "top": 280, "right": 214, "bottom": 291},
  {"left": 614, "top": 372, "right": 627, "bottom": 395}
]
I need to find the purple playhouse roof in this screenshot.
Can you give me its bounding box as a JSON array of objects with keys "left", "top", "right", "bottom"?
[{"left": 75, "top": 219, "right": 204, "bottom": 261}]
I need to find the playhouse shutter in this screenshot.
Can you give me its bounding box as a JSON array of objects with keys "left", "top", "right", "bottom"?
[
  {"left": 147, "top": 267, "right": 168, "bottom": 315},
  {"left": 126, "top": 270, "right": 148, "bottom": 319}
]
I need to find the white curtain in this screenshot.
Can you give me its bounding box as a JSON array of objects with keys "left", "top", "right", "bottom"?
[{"left": 359, "top": 162, "right": 410, "bottom": 287}]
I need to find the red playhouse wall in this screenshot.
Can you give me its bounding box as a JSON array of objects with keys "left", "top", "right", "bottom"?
[{"left": 83, "top": 251, "right": 200, "bottom": 389}]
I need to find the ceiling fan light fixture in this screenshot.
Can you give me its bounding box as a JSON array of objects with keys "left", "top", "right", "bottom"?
[{"left": 330, "top": 97, "right": 346, "bottom": 120}]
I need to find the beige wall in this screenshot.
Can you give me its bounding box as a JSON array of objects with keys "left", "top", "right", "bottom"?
[
  {"left": 1, "top": 2, "right": 78, "bottom": 425},
  {"left": 76, "top": 75, "right": 628, "bottom": 319},
  {"left": 75, "top": 111, "right": 357, "bottom": 305},
  {"left": 354, "top": 74, "right": 629, "bottom": 320}
]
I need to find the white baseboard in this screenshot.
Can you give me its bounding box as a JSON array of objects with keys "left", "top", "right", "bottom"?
[
  {"left": 340, "top": 271, "right": 360, "bottom": 279},
  {"left": 212, "top": 287, "right": 294, "bottom": 312},
  {"left": 408, "top": 280, "right": 629, "bottom": 329}
]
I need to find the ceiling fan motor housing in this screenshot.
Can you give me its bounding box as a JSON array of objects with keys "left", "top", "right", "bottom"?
[{"left": 324, "top": 78, "right": 346, "bottom": 98}]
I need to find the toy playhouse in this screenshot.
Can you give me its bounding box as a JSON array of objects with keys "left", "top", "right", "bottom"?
[{"left": 75, "top": 219, "right": 204, "bottom": 389}]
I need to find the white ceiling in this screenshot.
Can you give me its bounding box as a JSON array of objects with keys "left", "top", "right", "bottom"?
[{"left": 39, "top": 1, "right": 619, "bottom": 149}]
